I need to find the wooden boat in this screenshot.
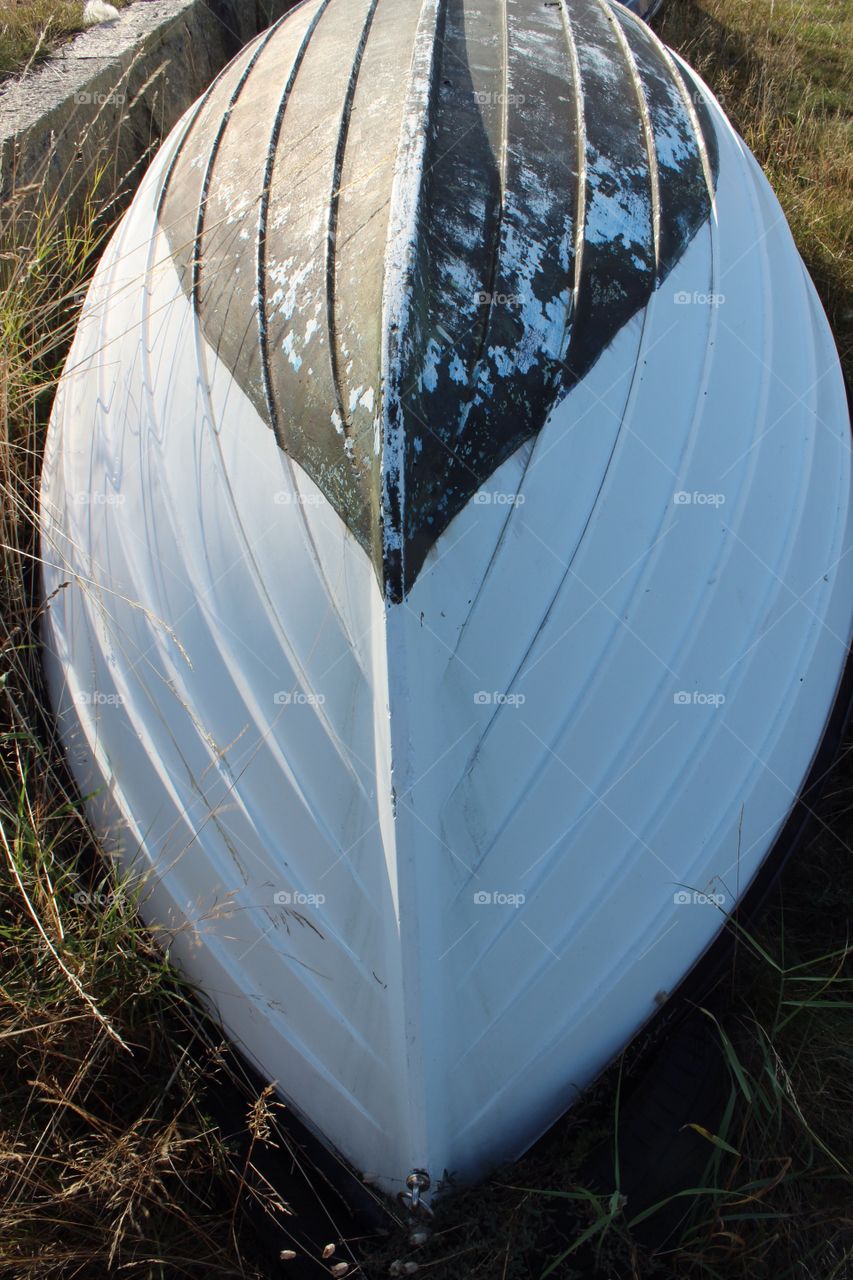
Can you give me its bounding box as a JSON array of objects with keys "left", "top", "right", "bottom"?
[
  {"left": 620, "top": 0, "right": 664, "bottom": 20},
  {"left": 40, "top": 0, "right": 852, "bottom": 1201}
]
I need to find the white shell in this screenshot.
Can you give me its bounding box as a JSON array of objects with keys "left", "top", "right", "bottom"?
[{"left": 41, "top": 1, "right": 852, "bottom": 1198}]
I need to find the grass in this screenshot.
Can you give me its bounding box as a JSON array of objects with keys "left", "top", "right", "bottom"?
[
  {"left": 0, "top": 172, "right": 275, "bottom": 1276},
  {"left": 657, "top": 0, "right": 853, "bottom": 386},
  {"left": 0, "top": 0, "right": 851, "bottom": 1277},
  {"left": 0, "top": 155, "right": 351, "bottom": 1280},
  {"left": 359, "top": 826, "right": 853, "bottom": 1277},
  {"left": 0, "top": 0, "right": 129, "bottom": 79}
]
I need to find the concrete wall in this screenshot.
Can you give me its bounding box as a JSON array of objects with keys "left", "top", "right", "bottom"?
[{"left": 0, "top": 0, "right": 299, "bottom": 224}]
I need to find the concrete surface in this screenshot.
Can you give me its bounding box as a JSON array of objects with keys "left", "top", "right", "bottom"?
[{"left": 0, "top": 0, "right": 298, "bottom": 222}]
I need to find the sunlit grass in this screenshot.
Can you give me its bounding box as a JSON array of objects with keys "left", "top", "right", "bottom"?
[
  {"left": 0, "top": 0, "right": 130, "bottom": 78},
  {"left": 0, "top": 154, "right": 278, "bottom": 1279},
  {"left": 657, "top": 0, "right": 852, "bottom": 384}
]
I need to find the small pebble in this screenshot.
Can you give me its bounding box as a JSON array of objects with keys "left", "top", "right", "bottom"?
[{"left": 279, "top": 1251, "right": 297, "bottom": 1261}]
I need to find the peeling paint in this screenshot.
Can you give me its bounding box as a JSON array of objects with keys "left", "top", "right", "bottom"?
[{"left": 158, "top": 0, "right": 718, "bottom": 603}]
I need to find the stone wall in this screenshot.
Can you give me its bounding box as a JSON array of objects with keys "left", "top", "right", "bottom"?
[{"left": 0, "top": 0, "right": 299, "bottom": 223}]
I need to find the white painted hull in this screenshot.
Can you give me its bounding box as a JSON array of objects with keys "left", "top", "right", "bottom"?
[
  {"left": 41, "top": 1, "right": 852, "bottom": 1198},
  {"left": 618, "top": 0, "right": 663, "bottom": 20}
]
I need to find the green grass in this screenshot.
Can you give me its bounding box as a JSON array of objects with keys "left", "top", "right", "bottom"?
[
  {"left": 0, "top": 0, "right": 851, "bottom": 1277},
  {"left": 359, "top": 840, "right": 853, "bottom": 1276},
  {"left": 657, "top": 0, "right": 853, "bottom": 385},
  {"left": 0, "top": 0, "right": 129, "bottom": 78},
  {"left": 0, "top": 170, "right": 285, "bottom": 1278}
]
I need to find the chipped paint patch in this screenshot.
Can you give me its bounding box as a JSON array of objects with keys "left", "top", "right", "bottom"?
[{"left": 157, "top": 0, "right": 718, "bottom": 603}]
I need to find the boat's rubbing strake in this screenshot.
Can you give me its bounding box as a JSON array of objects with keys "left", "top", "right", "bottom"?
[
  {"left": 619, "top": 0, "right": 665, "bottom": 21},
  {"left": 156, "top": 0, "right": 718, "bottom": 601}
]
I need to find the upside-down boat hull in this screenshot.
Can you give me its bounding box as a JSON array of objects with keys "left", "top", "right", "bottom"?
[
  {"left": 619, "top": 0, "right": 664, "bottom": 21},
  {"left": 41, "top": 0, "right": 852, "bottom": 1197}
]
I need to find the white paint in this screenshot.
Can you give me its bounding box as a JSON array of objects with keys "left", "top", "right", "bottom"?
[
  {"left": 41, "top": 1, "right": 852, "bottom": 1204},
  {"left": 282, "top": 330, "right": 302, "bottom": 371}
]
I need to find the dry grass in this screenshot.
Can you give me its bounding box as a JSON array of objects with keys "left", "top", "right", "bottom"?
[
  {"left": 657, "top": 0, "right": 853, "bottom": 385},
  {"left": 361, "top": 2, "right": 853, "bottom": 1276},
  {"left": 0, "top": 1, "right": 86, "bottom": 78},
  {"left": 0, "top": 157, "right": 336, "bottom": 1280},
  {"left": 0, "top": 0, "right": 129, "bottom": 78}
]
